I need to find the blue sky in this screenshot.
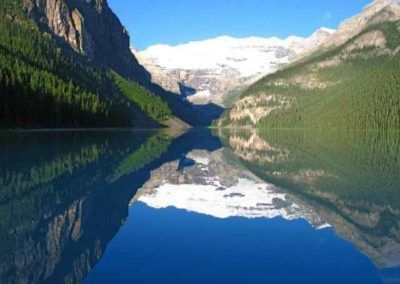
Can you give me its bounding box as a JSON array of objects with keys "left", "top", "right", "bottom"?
[{"left": 109, "top": 0, "right": 371, "bottom": 50}]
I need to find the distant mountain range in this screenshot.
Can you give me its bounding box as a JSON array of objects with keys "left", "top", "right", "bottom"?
[{"left": 135, "top": 28, "right": 335, "bottom": 106}]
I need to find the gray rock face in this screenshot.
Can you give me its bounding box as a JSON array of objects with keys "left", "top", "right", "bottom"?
[
  {"left": 22, "top": 0, "right": 147, "bottom": 80},
  {"left": 317, "top": 0, "right": 400, "bottom": 50}
]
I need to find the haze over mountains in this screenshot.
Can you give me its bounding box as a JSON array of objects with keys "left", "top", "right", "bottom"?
[{"left": 136, "top": 28, "right": 335, "bottom": 105}]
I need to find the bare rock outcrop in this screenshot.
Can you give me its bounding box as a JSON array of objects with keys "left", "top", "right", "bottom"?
[
  {"left": 131, "top": 47, "right": 181, "bottom": 94},
  {"left": 345, "top": 30, "right": 387, "bottom": 52},
  {"left": 22, "top": 0, "right": 147, "bottom": 80},
  {"left": 321, "top": 0, "right": 400, "bottom": 49},
  {"left": 229, "top": 94, "right": 291, "bottom": 124}
]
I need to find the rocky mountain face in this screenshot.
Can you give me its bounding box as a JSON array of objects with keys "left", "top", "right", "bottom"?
[
  {"left": 22, "top": 0, "right": 147, "bottom": 80},
  {"left": 136, "top": 28, "right": 335, "bottom": 106},
  {"left": 318, "top": 0, "right": 400, "bottom": 50},
  {"left": 294, "top": 0, "right": 400, "bottom": 61},
  {"left": 132, "top": 47, "right": 181, "bottom": 94}
]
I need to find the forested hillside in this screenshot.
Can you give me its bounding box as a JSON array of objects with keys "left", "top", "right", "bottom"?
[
  {"left": 220, "top": 20, "right": 400, "bottom": 130},
  {"left": 0, "top": 0, "right": 172, "bottom": 128}
]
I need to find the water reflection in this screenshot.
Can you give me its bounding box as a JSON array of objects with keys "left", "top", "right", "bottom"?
[
  {"left": 220, "top": 129, "right": 400, "bottom": 269},
  {"left": 135, "top": 148, "right": 328, "bottom": 228},
  {"left": 0, "top": 130, "right": 178, "bottom": 284},
  {"left": 0, "top": 129, "right": 399, "bottom": 283}
]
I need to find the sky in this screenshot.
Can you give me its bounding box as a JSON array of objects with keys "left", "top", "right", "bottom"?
[{"left": 108, "top": 0, "right": 372, "bottom": 50}]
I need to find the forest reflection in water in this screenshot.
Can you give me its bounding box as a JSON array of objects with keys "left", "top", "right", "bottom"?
[
  {"left": 0, "top": 129, "right": 399, "bottom": 283},
  {"left": 220, "top": 129, "right": 400, "bottom": 269}
]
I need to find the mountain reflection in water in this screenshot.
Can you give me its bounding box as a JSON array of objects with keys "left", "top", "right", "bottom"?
[
  {"left": 0, "top": 129, "right": 399, "bottom": 284},
  {"left": 219, "top": 129, "right": 400, "bottom": 269}
]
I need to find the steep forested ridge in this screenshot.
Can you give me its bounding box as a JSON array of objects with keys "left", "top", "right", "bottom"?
[
  {"left": 221, "top": 18, "right": 400, "bottom": 130},
  {"left": 0, "top": 0, "right": 172, "bottom": 128}
]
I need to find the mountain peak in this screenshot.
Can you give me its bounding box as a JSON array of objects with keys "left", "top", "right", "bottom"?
[
  {"left": 316, "top": 0, "right": 400, "bottom": 50},
  {"left": 372, "top": 0, "right": 400, "bottom": 4},
  {"left": 366, "top": 0, "right": 400, "bottom": 11},
  {"left": 317, "top": 27, "right": 336, "bottom": 34},
  {"left": 140, "top": 30, "right": 332, "bottom": 77}
]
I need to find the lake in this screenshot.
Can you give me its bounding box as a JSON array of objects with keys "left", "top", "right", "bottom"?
[{"left": 0, "top": 129, "right": 399, "bottom": 283}]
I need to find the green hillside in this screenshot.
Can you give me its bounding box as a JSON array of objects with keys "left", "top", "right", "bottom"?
[
  {"left": 221, "top": 21, "right": 400, "bottom": 130},
  {"left": 0, "top": 1, "right": 172, "bottom": 128}
]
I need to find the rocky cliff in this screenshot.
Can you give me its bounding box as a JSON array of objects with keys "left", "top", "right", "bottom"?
[
  {"left": 322, "top": 0, "right": 400, "bottom": 48},
  {"left": 21, "top": 0, "right": 148, "bottom": 80}
]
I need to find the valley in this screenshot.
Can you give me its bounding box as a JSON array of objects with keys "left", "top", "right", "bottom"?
[{"left": 135, "top": 28, "right": 335, "bottom": 106}]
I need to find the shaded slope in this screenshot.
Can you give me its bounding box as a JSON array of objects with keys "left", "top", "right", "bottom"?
[{"left": 0, "top": 0, "right": 172, "bottom": 128}]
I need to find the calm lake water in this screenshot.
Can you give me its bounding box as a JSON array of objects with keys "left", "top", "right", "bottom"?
[{"left": 0, "top": 129, "right": 399, "bottom": 283}]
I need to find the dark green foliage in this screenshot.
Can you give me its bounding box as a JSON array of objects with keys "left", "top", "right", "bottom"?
[
  {"left": 0, "top": 130, "right": 172, "bottom": 283},
  {"left": 0, "top": 3, "right": 172, "bottom": 128},
  {"left": 113, "top": 74, "right": 172, "bottom": 124},
  {"left": 225, "top": 129, "right": 400, "bottom": 209},
  {"left": 221, "top": 129, "right": 400, "bottom": 244},
  {"left": 224, "top": 21, "right": 400, "bottom": 130},
  {"left": 0, "top": 131, "right": 146, "bottom": 202},
  {"left": 110, "top": 132, "right": 172, "bottom": 181}
]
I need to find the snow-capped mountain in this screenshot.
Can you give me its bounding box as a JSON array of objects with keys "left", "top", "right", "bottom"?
[
  {"left": 135, "top": 27, "right": 335, "bottom": 105},
  {"left": 142, "top": 35, "right": 305, "bottom": 77}
]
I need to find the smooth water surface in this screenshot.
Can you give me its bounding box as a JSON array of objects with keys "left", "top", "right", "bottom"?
[{"left": 0, "top": 129, "right": 399, "bottom": 283}]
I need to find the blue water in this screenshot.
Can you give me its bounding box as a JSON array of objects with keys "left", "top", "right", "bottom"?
[
  {"left": 86, "top": 202, "right": 393, "bottom": 284},
  {"left": 1, "top": 129, "right": 399, "bottom": 284}
]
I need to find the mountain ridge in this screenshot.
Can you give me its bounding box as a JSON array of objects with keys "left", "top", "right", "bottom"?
[
  {"left": 219, "top": 0, "right": 400, "bottom": 130},
  {"left": 21, "top": 0, "right": 149, "bottom": 82},
  {"left": 136, "top": 27, "right": 335, "bottom": 106}
]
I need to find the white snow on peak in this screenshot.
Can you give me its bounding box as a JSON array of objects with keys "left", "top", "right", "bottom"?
[
  {"left": 139, "top": 28, "right": 335, "bottom": 78},
  {"left": 317, "top": 27, "right": 336, "bottom": 34}
]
